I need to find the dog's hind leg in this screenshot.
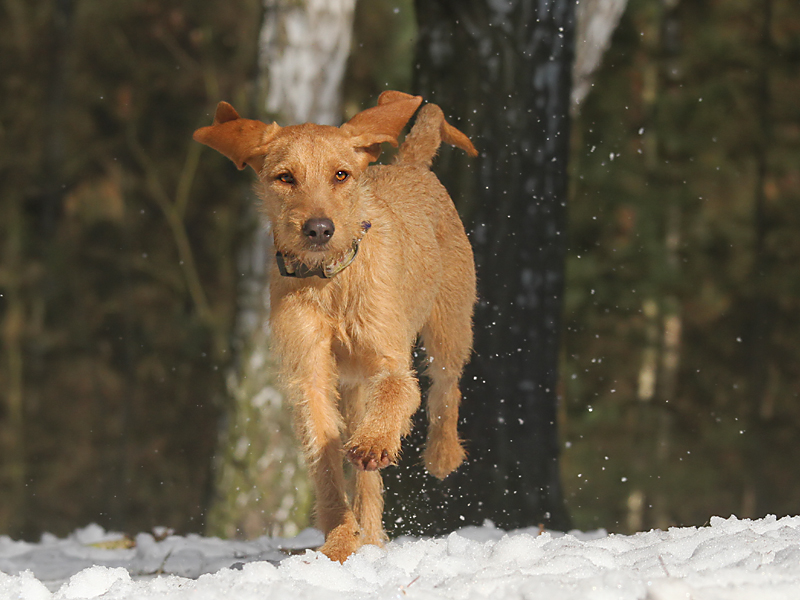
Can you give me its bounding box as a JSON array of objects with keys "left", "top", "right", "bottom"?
[
  {"left": 421, "top": 323, "right": 470, "bottom": 478},
  {"left": 353, "top": 470, "right": 386, "bottom": 546},
  {"left": 421, "top": 340, "right": 469, "bottom": 478},
  {"left": 420, "top": 270, "right": 474, "bottom": 480}
]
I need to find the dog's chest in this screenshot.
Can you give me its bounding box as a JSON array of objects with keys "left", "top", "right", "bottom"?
[
  {"left": 324, "top": 282, "right": 371, "bottom": 348},
  {"left": 316, "top": 278, "right": 396, "bottom": 375},
  {"left": 328, "top": 304, "right": 379, "bottom": 382}
]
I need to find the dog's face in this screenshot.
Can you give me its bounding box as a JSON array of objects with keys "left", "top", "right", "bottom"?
[
  {"left": 193, "top": 92, "right": 424, "bottom": 267},
  {"left": 257, "top": 125, "right": 371, "bottom": 267}
]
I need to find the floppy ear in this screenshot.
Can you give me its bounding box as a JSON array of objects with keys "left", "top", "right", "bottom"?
[
  {"left": 193, "top": 102, "right": 280, "bottom": 173},
  {"left": 340, "top": 91, "right": 423, "bottom": 163}
]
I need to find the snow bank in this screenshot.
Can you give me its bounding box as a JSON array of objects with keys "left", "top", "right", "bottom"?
[{"left": 1, "top": 515, "right": 799, "bottom": 599}]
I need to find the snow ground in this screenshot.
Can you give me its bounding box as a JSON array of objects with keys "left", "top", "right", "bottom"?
[{"left": 1, "top": 515, "right": 799, "bottom": 599}]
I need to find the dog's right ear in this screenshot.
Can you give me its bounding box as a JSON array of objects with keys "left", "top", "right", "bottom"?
[
  {"left": 193, "top": 102, "right": 280, "bottom": 173},
  {"left": 341, "top": 91, "right": 423, "bottom": 164}
]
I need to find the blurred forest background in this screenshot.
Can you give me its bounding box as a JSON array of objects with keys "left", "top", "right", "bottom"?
[{"left": 1, "top": 0, "right": 799, "bottom": 542}]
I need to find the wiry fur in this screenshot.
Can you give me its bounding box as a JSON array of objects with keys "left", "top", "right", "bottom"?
[{"left": 194, "top": 91, "right": 477, "bottom": 562}]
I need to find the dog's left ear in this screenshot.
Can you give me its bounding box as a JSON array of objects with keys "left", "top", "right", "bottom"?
[
  {"left": 341, "top": 91, "right": 423, "bottom": 164},
  {"left": 193, "top": 102, "right": 280, "bottom": 173}
]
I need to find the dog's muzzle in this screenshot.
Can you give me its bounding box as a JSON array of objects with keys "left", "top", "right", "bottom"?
[{"left": 276, "top": 221, "right": 371, "bottom": 279}]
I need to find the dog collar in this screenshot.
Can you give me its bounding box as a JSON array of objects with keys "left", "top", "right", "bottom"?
[{"left": 276, "top": 221, "right": 371, "bottom": 279}]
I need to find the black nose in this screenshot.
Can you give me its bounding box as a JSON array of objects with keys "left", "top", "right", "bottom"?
[{"left": 302, "top": 217, "right": 335, "bottom": 245}]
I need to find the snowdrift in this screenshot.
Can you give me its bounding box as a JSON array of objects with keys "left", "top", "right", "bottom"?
[{"left": 1, "top": 515, "right": 799, "bottom": 599}]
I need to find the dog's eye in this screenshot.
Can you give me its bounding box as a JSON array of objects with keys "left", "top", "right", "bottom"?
[
  {"left": 334, "top": 170, "right": 349, "bottom": 182},
  {"left": 277, "top": 172, "right": 295, "bottom": 185}
]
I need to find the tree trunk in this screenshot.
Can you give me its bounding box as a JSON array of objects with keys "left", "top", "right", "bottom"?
[
  {"left": 572, "top": 0, "right": 629, "bottom": 110},
  {"left": 258, "top": 0, "right": 356, "bottom": 126},
  {"left": 386, "top": 0, "right": 575, "bottom": 534},
  {"left": 205, "top": 0, "right": 356, "bottom": 539}
]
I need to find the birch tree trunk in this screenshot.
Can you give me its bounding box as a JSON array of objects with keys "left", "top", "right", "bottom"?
[
  {"left": 206, "top": 0, "right": 356, "bottom": 539},
  {"left": 572, "top": 0, "right": 629, "bottom": 110}
]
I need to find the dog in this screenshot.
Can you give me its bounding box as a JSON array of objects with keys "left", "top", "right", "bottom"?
[{"left": 194, "top": 91, "right": 477, "bottom": 562}]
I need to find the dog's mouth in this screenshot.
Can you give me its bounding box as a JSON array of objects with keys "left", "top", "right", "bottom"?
[
  {"left": 280, "top": 219, "right": 369, "bottom": 259},
  {"left": 296, "top": 236, "right": 346, "bottom": 265},
  {"left": 274, "top": 221, "right": 371, "bottom": 279},
  {"left": 302, "top": 241, "right": 334, "bottom": 255}
]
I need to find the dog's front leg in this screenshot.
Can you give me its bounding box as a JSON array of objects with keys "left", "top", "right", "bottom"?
[
  {"left": 341, "top": 383, "right": 389, "bottom": 546},
  {"left": 345, "top": 356, "right": 421, "bottom": 472},
  {"left": 272, "top": 301, "right": 359, "bottom": 562}
]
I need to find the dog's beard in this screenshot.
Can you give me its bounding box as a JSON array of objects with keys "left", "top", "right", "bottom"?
[{"left": 275, "top": 225, "right": 360, "bottom": 269}]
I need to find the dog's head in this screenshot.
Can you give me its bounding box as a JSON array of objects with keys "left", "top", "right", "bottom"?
[{"left": 193, "top": 91, "right": 422, "bottom": 267}]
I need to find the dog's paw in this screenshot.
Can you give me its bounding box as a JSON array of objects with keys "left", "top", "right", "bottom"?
[
  {"left": 345, "top": 445, "right": 392, "bottom": 471},
  {"left": 345, "top": 435, "right": 399, "bottom": 471},
  {"left": 423, "top": 433, "right": 466, "bottom": 480},
  {"left": 320, "top": 518, "right": 361, "bottom": 563}
]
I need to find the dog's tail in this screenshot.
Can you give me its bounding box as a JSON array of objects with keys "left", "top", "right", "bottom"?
[{"left": 395, "top": 103, "right": 478, "bottom": 167}]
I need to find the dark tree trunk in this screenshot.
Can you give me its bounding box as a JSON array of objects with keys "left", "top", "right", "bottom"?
[{"left": 386, "top": 0, "right": 574, "bottom": 534}]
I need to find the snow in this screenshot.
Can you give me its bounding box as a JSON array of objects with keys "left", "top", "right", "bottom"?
[{"left": 2, "top": 515, "right": 800, "bottom": 599}]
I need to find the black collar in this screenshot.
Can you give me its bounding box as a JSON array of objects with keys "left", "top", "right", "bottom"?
[{"left": 275, "top": 221, "right": 371, "bottom": 279}]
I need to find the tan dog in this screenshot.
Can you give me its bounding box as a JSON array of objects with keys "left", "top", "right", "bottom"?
[{"left": 194, "top": 91, "right": 477, "bottom": 562}]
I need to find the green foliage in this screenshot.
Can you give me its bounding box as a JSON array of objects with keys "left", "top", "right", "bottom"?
[
  {"left": 0, "top": 0, "right": 262, "bottom": 538},
  {"left": 562, "top": 0, "right": 800, "bottom": 532}
]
